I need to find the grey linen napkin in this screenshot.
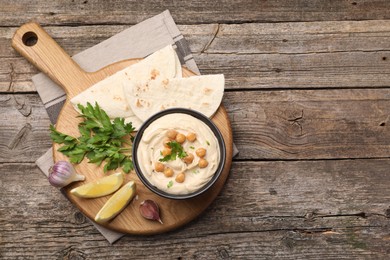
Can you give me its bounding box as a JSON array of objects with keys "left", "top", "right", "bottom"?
[{"left": 35, "top": 10, "right": 238, "bottom": 244}]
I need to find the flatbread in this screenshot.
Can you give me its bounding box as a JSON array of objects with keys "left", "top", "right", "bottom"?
[
  {"left": 173, "top": 48, "right": 182, "bottom": 79},
  {"left": 70, "top": 45, "right": 182, "bottom": 130},
  {"left": 124, "top": 74, "right": 225, "bottom": 121}
]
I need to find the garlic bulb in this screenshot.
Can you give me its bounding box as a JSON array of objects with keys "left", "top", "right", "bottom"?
[{"left": 48, "top": 161, "right": 85, "bottom": 188}]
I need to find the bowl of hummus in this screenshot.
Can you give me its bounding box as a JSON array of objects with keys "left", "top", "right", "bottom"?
[{"left": 132, "top": 108, "right": 226, "bottom": 199}]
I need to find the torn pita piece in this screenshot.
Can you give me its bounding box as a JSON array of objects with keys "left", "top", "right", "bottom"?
[
  {"left": 70, "top": 45, "right": 182, "bottom": 130},
  {"left": 124, "top": 74, "right": 225, "bottom": 121}
]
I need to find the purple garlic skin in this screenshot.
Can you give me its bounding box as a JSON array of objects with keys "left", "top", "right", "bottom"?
[
  {"left": 48, "top": 161, "right": 85, "bottom": 188},
  {"left": 139, "top": 199, "right": 163, "bottom": 224}
]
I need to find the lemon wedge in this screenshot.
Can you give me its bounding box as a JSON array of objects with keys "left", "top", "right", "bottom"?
[
  {"left": 70, "top": 172, "right": 124, "bottom": 198},
  {"left": 95, "top": 181, "right": 136, "bottom": 224}
]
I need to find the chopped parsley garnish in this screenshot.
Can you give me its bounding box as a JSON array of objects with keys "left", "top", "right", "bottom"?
[
  {"left": 159, "top": 141, "right": 187, "bottom": 162},
  {"left": 189, "top": 146, "right": 195, "bottom": 149},
  {"left": 50, "top": 102, "right": 135, "bottom": 173},
  {"left": 206, "top": 140, "right": 210, "bottom": 146},
  {"left": 192, "top": 169, "right": 200, "bottom": 174},
  {"left": 167, "top": 180, "right": 174, "bottom": 188}
]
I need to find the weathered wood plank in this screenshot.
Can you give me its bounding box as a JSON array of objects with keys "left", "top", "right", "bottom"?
[
  {"left": 4, "top": 20, "right": 390, "bottom": 57},
  {"left": 204, "top": 20, "right": 390, "bottom": 54},
  {"left": 197, "top": 51, "right": 390, "bottom": 89},
  {"left": 224, "top": 89, "right": 390, "bottom": 159},
  {"left": 2, "top": 21, "right": 390, "bottom": 92},
  {"left": 1, "top": 160, "right": 389, "bottom": 258},
  {"left": 0, "top": 95, "right": 50, "bottom": 163},
  {"left": 3, "top": 51, "right": 390, "bottom": 92},
  {"left": 1, "top": 0, "right": 390, "bottom": 26},
  {"left": 2, "top": 90, "right": 390, "bottom": 162}
]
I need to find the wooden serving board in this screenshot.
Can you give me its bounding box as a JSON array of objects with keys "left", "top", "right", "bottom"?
[{"left": 12, "top": 22, "right": 233, "bottom": 234}]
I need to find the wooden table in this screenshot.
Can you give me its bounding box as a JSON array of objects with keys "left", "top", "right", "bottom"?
[{"left": 1, "top": 1, "right": 390, "bottom": 259}]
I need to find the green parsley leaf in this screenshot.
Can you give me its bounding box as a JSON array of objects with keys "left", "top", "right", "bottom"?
[
  {"left": 167, "top": 180, "right": 173, "bottom": 188},
  {"left": 86, "top": 150, "right": 106, "bottom": 166},
  {"left": 121, "top": 158, "right": 134, "bottom": 173},
  {"left": 50, "top": 125, "right": 77, "bottom": 145},
  {"left": 189, "top": 146, "right": 195, "bottom": 149},
  {"left": 159, "top": 141, "right": 187, "bottom": 162},
  {"left": 206, "top": 140, "right": 210, "bottom": 146},
  {"left": 50, "top": 102, "right": 135, "bottom": 173}
]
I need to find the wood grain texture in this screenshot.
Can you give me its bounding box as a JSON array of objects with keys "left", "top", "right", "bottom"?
[
  {"left": 4, "top": 50, "right": 389, "bottom": 92},
  {"left": 224, "top": 88, "right": 390, "bottom": 159},
  {"left": 3, "top": 89, "right": 390, "bottom": 163},
  {"left": 2, "top": 20, "right": 390, "bottom": 92},
  {"left": 1, "top": 0, "right": 390, "bottom": 26},
  {"left": 2, "top": 1, "right": 390, "bottom": 257},
  {"left": 1, "top": 161, "right": 389, "bottom": 259},
  {"left": 0, "top": 94, "right": 49, "bottom": 163}
]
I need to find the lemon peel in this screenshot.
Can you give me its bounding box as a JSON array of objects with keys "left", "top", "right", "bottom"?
[
  {"left": 70, "top": 172, "right": 124, "bottom": 198},
  {"left": 95, "top": 181, "right": 136, "bottom": 223}
]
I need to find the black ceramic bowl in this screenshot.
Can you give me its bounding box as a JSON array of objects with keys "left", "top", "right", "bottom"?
[{"left": 132, "top": 108, "right": 226, "bottom": 200}]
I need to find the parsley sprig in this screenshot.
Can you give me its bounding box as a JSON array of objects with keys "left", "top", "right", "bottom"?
[
  {"left": 50, "top": 102, "right": 135, "bottom": 173},
  {"left": 159, "top": 141, "right": 187, "bottom": 162}
]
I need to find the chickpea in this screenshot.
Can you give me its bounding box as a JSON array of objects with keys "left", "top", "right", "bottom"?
[
  {"left": 161, "top": 147, "right": 172, "bottom": 156},
  {"left": 183, "top": 153, "right": 194, "bottom": 164},
  {"left": 196, "top": 148, "right": 207, "bottom": 158},
  {"left": 175, "top": 172, "right": 185, "bottom": 183},
  {"left": 164, "top": 167, "right": 174, "bottom": 177},
  {"left": 163, "top": 138, "right": 171, "bottom": 148},
  {"left": 198, "top": 158, "right": 209, "bottom": 168},
  {"left": 175, "top": 133, "right": 186, "bottom": 144},
  {"left": 186, "top": 132, "right": 197, "bottom": 142},
  {"left": 166, "top": 129, "right": 178, "bottom": 140},
  {"left": 154, "top": 162, "right": 165, "bottom": 172}
]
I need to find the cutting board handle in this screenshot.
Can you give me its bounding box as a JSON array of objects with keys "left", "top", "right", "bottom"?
[{"left": 11, "top": 22, "right": 90, "bottom": 96}]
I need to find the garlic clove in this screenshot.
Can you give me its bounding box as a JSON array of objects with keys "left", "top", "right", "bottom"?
[
  {"left": 48, "top": 161, "right": 85, "bottom": 188},
  {"left": 139, "top": 199, "right": 163, "bottom": 224}
]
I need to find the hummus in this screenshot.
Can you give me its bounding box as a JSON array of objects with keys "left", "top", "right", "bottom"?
[{"left": 137, "top": 113, "right": 220, "bottom": 195}]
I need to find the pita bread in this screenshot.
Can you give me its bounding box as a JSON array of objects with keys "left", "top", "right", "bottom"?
[
  {"left": 123, "top": 74, "right": 225, "bottom": 121},
  {"left": 70, "top": 45, "right": 182, "bottom": 130},
  {"left": 173, "top": 48, "right": 182, "bottom": 79}
]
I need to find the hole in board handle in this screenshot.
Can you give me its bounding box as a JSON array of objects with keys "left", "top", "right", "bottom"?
[{"left": 22, "top": 31, "right": 38, "bottom": 46}]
